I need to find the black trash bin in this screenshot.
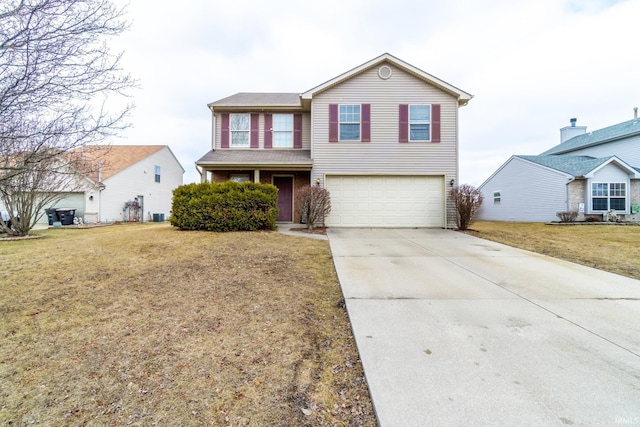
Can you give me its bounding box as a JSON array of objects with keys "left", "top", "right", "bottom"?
[
  {"left": 56, "top": 208, "right": 76, "bottom": 225},
  {"left": 45, "top": 208, "right": 58, "bottom": 226},
  {"left": 152, "top": 213, "right": 165, "bottom": 222}
]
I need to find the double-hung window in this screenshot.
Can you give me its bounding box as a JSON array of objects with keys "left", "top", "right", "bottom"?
[
  {"left": 230, "top": 113, "right": 250, "bottom": 147},
  {"left": 409, "top": 105, "right": 431, "bottom": 141},
  {"left": 154, "top": 166, "right": 161, "bottom": 183},
  {"left": 339, "top": 105, "right": 361, "bottom": 141},
  {"left": 592, "top": 182, "right": 626, "bottom": 211},
  {"left": 273, "top": 114, "right": 293, "bottom": 148}
]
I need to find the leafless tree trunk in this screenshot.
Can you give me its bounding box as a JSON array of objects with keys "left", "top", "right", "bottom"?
[{"left": 0, "top": 0, "right": 135, "bottom": 236}]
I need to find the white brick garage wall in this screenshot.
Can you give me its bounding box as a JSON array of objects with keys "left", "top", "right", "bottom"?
[{"left": 325, "top": 175, "right": 444, "bottom": 227}]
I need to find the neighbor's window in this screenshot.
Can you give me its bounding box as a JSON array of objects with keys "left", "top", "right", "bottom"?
[
  {"left": 154, "top": 165, "right": 161, "bottom": 183},
  {"left": 230, "top": 113, "right": 250, "bottom": 147},
  {"left": 273, "top": 114, "right": 293, "bottom": 148},
  {"left": 493, "top": 190, "right": 501, "bottom": 204},
  {"left": 339, "top": 104, "right": 360, "bottom": 141},
  {"left": 592, "top": 182, "right": 626, "bottom": 211},
  {"left": 409, "top": 104, "right": 431, "bottom": 141}
]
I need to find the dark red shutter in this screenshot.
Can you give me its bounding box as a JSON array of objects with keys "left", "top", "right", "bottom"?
[
  {"left": 329, "top": 104, "right": 338, "bottom": 142},
  {"left": 264, "top": 114, "right": 272, "bottom": 149},
  {"left": 250, "top": 113, "right": 259, "bottom": 148},
  {"left": 361, "top": 104, "right": 370, "bottom": 142},
  {"left": 431, "top": 104, "right": 441, "bottom": 143},
  {"left": 294, "top": 114, "right": 302, "bottom": 148},
  {"left": 221, "top": 113, "right": 230, "bottom": 148},
  {"left": 399, "top": 104, "right": 408, "bottom": 143}
]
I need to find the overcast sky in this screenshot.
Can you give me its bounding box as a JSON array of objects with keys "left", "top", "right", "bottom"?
[{"left": 112, "top": 0, "right": 640, "bottom": 185}]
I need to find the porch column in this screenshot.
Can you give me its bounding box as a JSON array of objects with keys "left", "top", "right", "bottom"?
[{"left": 254, "top": 169, "right": 260, "bottom": 183}]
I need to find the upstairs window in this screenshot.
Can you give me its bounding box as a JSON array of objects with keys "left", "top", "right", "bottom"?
[
  {"left": 493, "top": 191, "right": 501, "bottom": 204},
  {"left": 409, "top": 105, "right": 431, "bottom": 141},
  {"left": 592, "top": 182, "right": 626, "bottom": 211},
  {"left": 230, "top": 113, "right": 250, "bottom": 147},
  {"left": 273, "top": 114, "right": 293, "bottom": 147},
  {"left": 339, "top": 104, "right": 361, "bottom": 141},
  {"left": 154, "top": 165, "right": 161, "bottom": 183}
]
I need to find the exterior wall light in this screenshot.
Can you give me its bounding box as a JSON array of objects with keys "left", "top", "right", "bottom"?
[
  {"left": 450, "top": 179, "right": 455, "bottom": 186},
  {"left": 316, "top": 178, "right": 321, "bottom": 186}
]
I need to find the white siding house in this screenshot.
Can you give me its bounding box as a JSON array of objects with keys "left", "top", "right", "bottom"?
[
  {"left": 478, "top": 156, "right": 572, "bottom": 222},
  {"left": 478, "top": 117, "right": 640, "bottom": 222},
  {"left": 197, "top": 53, "right": 473, "bottom": 228},
  {"left": 38, "top": 145, "right": 184, "bottom": 226}
]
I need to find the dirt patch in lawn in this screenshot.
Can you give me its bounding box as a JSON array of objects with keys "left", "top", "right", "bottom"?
[
  {"left": 465, "top": 221, "right": 640, "bottom": 281},
  {"left": 0, "top": 223, "right": 376, "bottom": 426}
]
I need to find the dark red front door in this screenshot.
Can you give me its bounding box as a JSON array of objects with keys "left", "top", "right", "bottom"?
[{"left": 273, "top": 176, "right": 293, "bottom": 222}]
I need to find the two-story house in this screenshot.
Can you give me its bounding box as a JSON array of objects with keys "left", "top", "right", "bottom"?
[
  {"left": 477, "top": 116, "right": 640, "bottom": 222},
  {"left": 196, "top": 53, "right": 473, "bottom": 228}
]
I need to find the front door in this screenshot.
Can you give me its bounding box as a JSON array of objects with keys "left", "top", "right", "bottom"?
[{"left": 273, "top": 176, "right": 293, "bottom": 222}]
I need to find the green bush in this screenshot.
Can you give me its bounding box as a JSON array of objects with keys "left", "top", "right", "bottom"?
[{"left": 170, "top": 181, "right": 279, "bottom": 231}]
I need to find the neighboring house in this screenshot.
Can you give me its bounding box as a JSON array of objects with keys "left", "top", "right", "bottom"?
[
  {"left": 478, "top": 116, "right": 640, "bottom": 222},
  {"left": 196, "top": 53, "right": 473, "bottom": 227},
  {"left": 37, "top": 145, "right": 184, "bottom": 226}
]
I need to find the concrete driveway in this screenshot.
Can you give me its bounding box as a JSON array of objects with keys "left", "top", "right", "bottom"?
[{"left": 327, "top": 228, "right": 640, "bottom": 427}]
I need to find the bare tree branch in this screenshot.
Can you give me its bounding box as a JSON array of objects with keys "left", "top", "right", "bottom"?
[{"left": 0, "top": 0, "right": 136, "bottom": 236}]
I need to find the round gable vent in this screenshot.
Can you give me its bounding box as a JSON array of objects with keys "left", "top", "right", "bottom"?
[{"left": 378, "top": 65, "right": 392, "bottom": 80}]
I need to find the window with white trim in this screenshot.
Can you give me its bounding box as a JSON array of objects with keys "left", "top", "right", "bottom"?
[
  {"left": 493, "top": 191, "right": 501, "bottom": 204},
  {"left": 409, "top": 104, "right": 431, "bottom": 141},
  {"left": 154, "top": 165, "right": 161, "bottom": 183},
  {"left": 592, "top": 182, "right": 626, "bottom": 211},
  {"left": 273, "top": 114, "right": 293, "bottom": 147},
  {"left": 230, "top": 113, "right": 250, "bottom": 147},
  {"left": 339, "top": 104, "right": 360, "bottom": 141}
]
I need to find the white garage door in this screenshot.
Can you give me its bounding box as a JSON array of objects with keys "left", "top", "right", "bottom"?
[{"left": 325, "top": 175, "right": 444, "bottom": 227}]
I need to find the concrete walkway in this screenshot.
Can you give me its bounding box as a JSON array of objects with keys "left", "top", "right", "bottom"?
[{"left": 327, "top": 228, "right": 640, "bottom": 427}]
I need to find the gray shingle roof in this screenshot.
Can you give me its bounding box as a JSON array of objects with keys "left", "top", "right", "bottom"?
[
  {"left": 516, "top": 155, "right": 612, "bottom": 176},
  {"left": 208, "top": 93, "right": 301, "bottom": 108},
  {"left": 197, "top": 149, "right": 312, "bottom": 167},
  {"left": 541, "top": 118, "right": 640, "bottom": 155}
]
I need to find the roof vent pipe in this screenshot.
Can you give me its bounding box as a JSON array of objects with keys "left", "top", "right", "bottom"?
[
  {"left": 570, "top": 118, "right": 577, "bottom": 127},
  {"left": 634, "top": 107, "right": 638, "bottom": 119}
]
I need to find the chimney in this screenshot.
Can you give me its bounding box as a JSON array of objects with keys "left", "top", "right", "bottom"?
[
  {"left": 560, "top": 118, "right": 587, "bottom": 143},
  {"left": 634, "top": 107, "right": 638, "bottom": 119}
]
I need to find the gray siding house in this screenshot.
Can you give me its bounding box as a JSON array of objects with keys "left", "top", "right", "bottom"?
[
  {"left": 478, "top": 117, "right": 640, "bottom": 222},
  {"left": 196, "top": 53, "right": 473, "bottom": 227}
]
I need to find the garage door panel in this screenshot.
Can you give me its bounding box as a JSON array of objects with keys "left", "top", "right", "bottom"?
[{"left": 326, "top": 175, "right": 444, "bottom": 227}]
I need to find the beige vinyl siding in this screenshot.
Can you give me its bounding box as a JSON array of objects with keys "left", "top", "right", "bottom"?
[
  {"left": 311, "top": 63, "right": 459, "bottom": 179},
  {"left": 310, "top": 63, "right": 459, "bottom": 226},
  {"left": 214, "top": 112, "right": 311, "bottom": 150}
]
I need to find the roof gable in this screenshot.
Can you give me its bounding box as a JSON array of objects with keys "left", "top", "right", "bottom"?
[
  {"left": 301, "top": 53, "right": 473, "bottom": 106},
  {"left": 542, "top": 118, "right": 640, "bottom": 155}
]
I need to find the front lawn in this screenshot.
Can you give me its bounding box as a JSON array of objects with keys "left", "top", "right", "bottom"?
[
  {"left": 468, "top": 221, "right": 640, "bottom": 280},
  {"left": 0, "top": 223, "right": 375, "bottom": 426}
]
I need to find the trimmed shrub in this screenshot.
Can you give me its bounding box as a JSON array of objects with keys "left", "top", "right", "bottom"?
[{"left": 170, "top": 181, "right": 278, "bottom": 231}]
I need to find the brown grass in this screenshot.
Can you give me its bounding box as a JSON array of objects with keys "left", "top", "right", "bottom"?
[
  {"left": 0, "top": 223, "right": 376, "bottom": 426},
  {"left": 467, "top": 221, "right": 640, "bottom": 280}
]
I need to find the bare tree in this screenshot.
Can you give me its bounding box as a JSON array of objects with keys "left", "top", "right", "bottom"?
[
  {"left": 295, "top": 185, "right": 331, "bottom": 231},
  {"left": 0, "top": 0, "right": 135, "bottom": 236},
  {"left": 449, "top": 184, "right": 483, "bottom": 231}
]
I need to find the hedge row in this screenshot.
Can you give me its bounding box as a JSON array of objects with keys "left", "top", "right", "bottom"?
[{"left": 170, "top": 181, "right": 278, "bottom": 231}]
